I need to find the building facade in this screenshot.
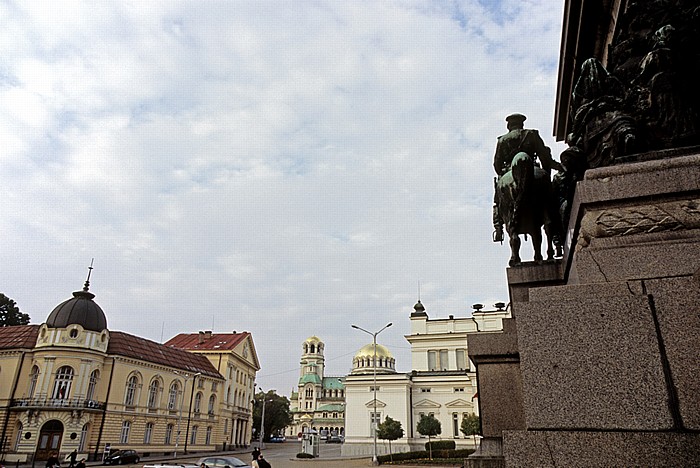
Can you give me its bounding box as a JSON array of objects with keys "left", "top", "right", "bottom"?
[
  {"left": 287, "top": 336, "right": 345, "bottom": 439},
  {"left": 341, "top": 300, "right": 510, "bottom": 457},
  {"left": 0, "top": 280, "right": 257, "bottom": 463},
  {"left": 164, "top": 331, "right": 259, "bottom": 449}
]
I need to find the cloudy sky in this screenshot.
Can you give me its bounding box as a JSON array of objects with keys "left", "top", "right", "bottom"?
[{"left": 1, "top": 0, "right": 566, "bottom": 394}]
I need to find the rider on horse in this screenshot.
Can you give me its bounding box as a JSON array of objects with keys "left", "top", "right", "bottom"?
[{"left": 492, "top": 113, "right": 563, "bottom": 242}]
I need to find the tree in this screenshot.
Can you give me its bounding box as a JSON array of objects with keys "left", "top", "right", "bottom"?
[
  {"left": 460, "top": 413, "right": 480, "bottom": 449},
  {"left": 0, "top": 294, "right": 30, "bottom": 327},
  {"left": 252, "top": 390, "right": 293, "bottom": 442},
  {"left": 377, "top": 416, "right": 404, "bottom": 462},
  {"left": 416, "top": 414, "right": 441, "bottom": 459}
]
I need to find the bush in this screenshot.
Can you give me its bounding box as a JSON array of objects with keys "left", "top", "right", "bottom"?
[
  {"left": 296, "top": 452, "right": 314, "bottom": 458},
  {"left": 425, "top": 440, "right": 455, "bottom": 451},
  {"left": 377, "top": 448, "right": 474, "bottom": 464}
]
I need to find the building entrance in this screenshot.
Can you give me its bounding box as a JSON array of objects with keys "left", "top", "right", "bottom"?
[{"left": 36, "top": 420, "right": 64, "bottom": 461}]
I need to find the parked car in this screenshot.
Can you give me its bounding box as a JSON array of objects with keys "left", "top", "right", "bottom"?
[
  {"left": 269, "top": 435, "right": 286, "bottom": 443},
  {"left": 326, "top": 434, "right": 343, "bottom": 443},
  {"left": 196, "top": 456, "right": 251, "bottom": 468},
  {"left": 103, "top": 450, "right": 140, "bottom": 465},
  {"left": 143, "top": 464, "right": 198, "bottom": 468}
]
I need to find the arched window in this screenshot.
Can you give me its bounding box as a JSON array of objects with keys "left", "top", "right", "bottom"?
[
  {"left": 165, "top": 423, "right": 174, "bottom": 445},
  {"left": 86, "top": 370, "right": 99, "bottom": 402},
  {"left": 120, "top": 421, "right": 131, "bottom": 444},
  {"left": 168, "top": 382, "right": 180, "bottom": 411},
  {"left": 208, "top": 395, "right": 216, "bottom": 414},
  {"left": 28, "top": 366, "right": 39, "bottom": 398},
  {"left": 51, "top": 366, "right": 74, "bottom": 399},
  {"left": 310, "top": 344, "right": 315, "bottom": 353},
  {"left": 79, "top": 423, "right": 89, "bottom": 451},
  {"left": 205, "top": 426, "right": 212, "bottom": 445},
  {"left": 226, "top": 385, "right": 231, "bottom": 405},
  {"left": 147, "top": 380, "right": 160, "bottom": 410},
  {"left": 144, "top": 422, "right": 154, "bottom": 444},
  {"left": 125, "top": 375, "right": 139, "bottom": 407},
  {"left": 194, "top": 392, "right": 203, "bottom": 413},
  {"left": 14, "top": 422, "right": 23, "bottom": 451}
]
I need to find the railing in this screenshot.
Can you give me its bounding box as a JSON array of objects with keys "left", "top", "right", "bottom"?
[{"left": 11, "top": 397, "right": 106, "bottom": 410}]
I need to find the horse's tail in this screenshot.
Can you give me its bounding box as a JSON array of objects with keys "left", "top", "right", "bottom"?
[{"left": 511, "top": 152, "right": 533, "bottom": 222}]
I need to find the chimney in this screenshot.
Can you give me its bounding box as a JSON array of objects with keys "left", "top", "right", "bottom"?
[
  {"left": 204, "top": 330, "right": 213, "bottom": 340},
  {"left": 198, "top": 331, "right": 205, "bottom": 344}
]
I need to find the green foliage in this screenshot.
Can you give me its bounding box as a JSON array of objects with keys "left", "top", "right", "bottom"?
[
  {"left": 416, "top": 414, "right": 441, "bottom": 459},
  {"left": 460, "top": 413, "right": 480, "bottom": 438},
  {"left": 377, "top": 416, "right": 404, "bottom": 461},
  {"left": 377, "top": 416, "right": 404, "bottom": 441},
  {"left": 377, "top": 448, "right": 474, "bottom": 464},
  {"left": 252, "top": 390, "right": 293, "bottom": 441},
  {"left": 0, "top": 294, "right": 30, "bottom": 327},
  {"left": 425, "top": 440, "right": 455, "bottom": 451},
  {"left": 295, "top": 452, "right": 314, "bottom": 459}
]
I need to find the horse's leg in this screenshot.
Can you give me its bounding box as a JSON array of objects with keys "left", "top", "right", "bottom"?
[
  {"left": 532, "top": 229, "right": 543, "bottom": 263},
  {"left": 544, "top": 224, "right": 555, "bottom": 260},
  {"left": 509, "top": 232, "right": 521, "bottom": 266}
]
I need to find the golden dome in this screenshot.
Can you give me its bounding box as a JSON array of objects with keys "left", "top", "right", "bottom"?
[
  {"left": 304, "top": 336, "right": 323, "bottom": 343},
  {"left": 354, "top": 343, "right": 393, "bottom": 359}
]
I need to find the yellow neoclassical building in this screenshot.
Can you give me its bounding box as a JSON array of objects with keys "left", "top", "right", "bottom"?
[{"left": 0, "top": 280, "right": 259, "bottom": 464}]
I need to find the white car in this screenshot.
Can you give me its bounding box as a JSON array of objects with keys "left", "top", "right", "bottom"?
[{"left": 143, "top": 464, "right": 199, "bottom": 468}]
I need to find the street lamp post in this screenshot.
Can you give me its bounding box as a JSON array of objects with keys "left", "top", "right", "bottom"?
[
  {"left": 173, "top": 371, "right": 201, "bottom": 458},
  {"left": 257, "top": 389, "right": 273, "bottom": 450},
  {"left": 351, "top": 322, "right": 392, "bottom": 466}
]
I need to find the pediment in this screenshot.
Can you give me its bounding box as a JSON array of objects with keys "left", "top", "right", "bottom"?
[
  {"left": 414, "top": 399, "right": 441, "bottom": 409},
  {"left": 364, "top": 399, "right": 387, "bottom": 408},
  {"left": 445, "top": 398, "right": 473, "bottom": 408}
]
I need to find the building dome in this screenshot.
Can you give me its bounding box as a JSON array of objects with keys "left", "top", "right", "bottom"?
[
  {"left": 46, "top": 289, "right": 107, "bottom": 332},
  {"left": 303, "top": 336, "right": 324, "bottom": 355},
  {"left": 351, "top": 343, "right": 396, "bottom": 375},
  {"left": 304, "top": 336, "right": 323, "bottom": 344}
]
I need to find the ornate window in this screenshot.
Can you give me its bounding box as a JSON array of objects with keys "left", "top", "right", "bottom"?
[
  {"left": 86, "top": 370, "right": 99, "bottom": 402},
  {"left": 208, "top": 395, "right": 216, "bottom": 414},
  {"left": 147, "top": 380, "right": 160, "bottom": 410},
  {"left": 194, "top": 392, "right": 203, "bottom": 414},
  {"left": 28, "top": 366, "right": 39, "bottom": 398},
  {"left": 51, "top": 366, "right": 74, "bottom": 399},
  {"left": 168, "top": 382, "right": 180, "bottom": 411},
  {"left": 125, "top": 375, "right": 139, "bottom": 407}
]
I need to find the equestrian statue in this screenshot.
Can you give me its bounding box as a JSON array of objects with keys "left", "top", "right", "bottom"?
[{"left": 492, "top": 113, "right": 564, "bottom": 266}]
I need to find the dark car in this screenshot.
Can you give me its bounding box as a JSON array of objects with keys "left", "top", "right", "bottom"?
[
  {"left": 103, "top": 450, "right": 140, "bottom": 465},
  {"left": 326, "top": 434, "right": 343, "bottom": 443},
  {"left": 196, "top": 457, "right": 250, "bottom": 468}
]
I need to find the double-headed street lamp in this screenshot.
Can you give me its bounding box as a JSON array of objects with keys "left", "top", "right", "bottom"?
[
  {"left": 351, "top": 322, "right": 392, "bottom": 466},
  {"left": 173, "top": 371, "right": 200, "bottom": 458},
  {"left": 256, "top": 388, "right": 274, "bottom": 450}
]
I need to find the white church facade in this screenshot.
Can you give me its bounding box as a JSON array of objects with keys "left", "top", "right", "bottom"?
[{"left": 341, "top": 300, "right": 510, "bottom": 456}]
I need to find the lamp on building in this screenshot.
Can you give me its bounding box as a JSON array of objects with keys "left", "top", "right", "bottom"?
[
  {"left": 173, "top": 371, "right": 201, "bottom": 458},
  {"left": 351, "top": 322, "right": 392, "bottom": 466}
]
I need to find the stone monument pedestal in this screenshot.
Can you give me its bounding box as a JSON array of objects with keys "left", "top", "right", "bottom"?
[{"left": 478, "top": 150, "right": 700, "bottom": 466}]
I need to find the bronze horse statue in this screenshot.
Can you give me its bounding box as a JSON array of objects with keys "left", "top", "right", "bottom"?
[{"left": 494, "top": 152, "right": 562, "bottom": 266}]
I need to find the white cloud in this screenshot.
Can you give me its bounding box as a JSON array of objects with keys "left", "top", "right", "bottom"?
[{"left": 0, "top": 0, "right": 565, "bottom": 392}]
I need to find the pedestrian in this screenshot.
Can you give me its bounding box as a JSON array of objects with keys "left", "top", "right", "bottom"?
[
  {"left": 76, "top": 458, "right": 86, "bottom": 468},
  {"left": 68, "top": 450, "right": 77, "bottom": 468},
  {"left": 46, "top": 452, "right": 60, "bottom": 468},
  {"left": 251, "top": 446, "right": 260, "bottom": 461},
  {"left": 256, "top": 455, "right": 271, "bottom": 468}
]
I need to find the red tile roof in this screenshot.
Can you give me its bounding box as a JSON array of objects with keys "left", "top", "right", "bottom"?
[
  {"left": 108, "top": 331, "right": 222, "bottom": 379},
  {"left": 165, "top": 332, "right": 249, "bottom": 351},
  {"left": 0, "top": 325, "right": 39, "bottom": 349}
]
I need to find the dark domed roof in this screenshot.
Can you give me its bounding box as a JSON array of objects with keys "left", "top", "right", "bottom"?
[
  {"left": 46, "top": 289, "right": 107, "bottom": 332},
  {"left": 411, "top": 300, "right": 427, "bottom": 317}
]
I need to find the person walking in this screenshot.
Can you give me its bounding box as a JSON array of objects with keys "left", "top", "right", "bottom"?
[
  {"left": 256, "top": 454, "right": 271, "bottom": 468},
  {"left": 46, "top": 452, "right": 60, "bottom": 468},
  {"left": 68, "top": 450, "right": 77, "bottom": 468},
  {"left": 251, "top": 446, "right": 260, "bottom": 462}
]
